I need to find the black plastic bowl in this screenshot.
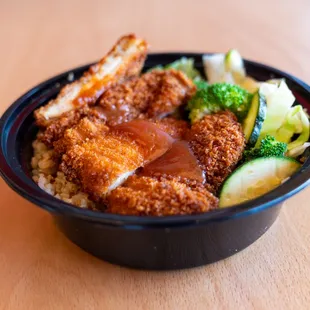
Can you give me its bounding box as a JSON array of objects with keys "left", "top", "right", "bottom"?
[{"left": 1, "top": 53, "right": 310, "bottom": 270}]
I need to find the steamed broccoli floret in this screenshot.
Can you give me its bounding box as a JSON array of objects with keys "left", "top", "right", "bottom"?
[
  {"left": 243, "top": 135, "right": 287, "bottom": 162},
  {"left": 187, "top": 83, "right": 252, "bottom": 123},
  {"left": 187, "top": 88, "right": 221, "bottom": 123},
  {"left": 194, "top": 79, "right": 208, "bottom": 90},
  {"left": 148, "top": 57, "right": 203, "bottom": 81}
]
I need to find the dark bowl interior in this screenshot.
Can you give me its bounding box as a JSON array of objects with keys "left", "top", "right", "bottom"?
[{"left": 1, "top": 53, "right": 310, "bottom": 227}]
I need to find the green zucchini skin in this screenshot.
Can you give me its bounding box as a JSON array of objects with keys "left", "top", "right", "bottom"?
[
  {"left": 219, "top": 156, "right": 301, "bottom": 208},
  {"left": 242, "top": 90, "right": 267, "bottom": 146}
]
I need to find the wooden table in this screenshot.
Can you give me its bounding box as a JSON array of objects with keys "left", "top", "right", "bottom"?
[{"left": 1, "top": 0, "right": 310, "bottom": 309}]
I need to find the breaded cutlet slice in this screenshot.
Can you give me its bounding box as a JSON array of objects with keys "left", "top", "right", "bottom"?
[
  {"left": 98, "top": 69, "right": 196, "bottom": 123},
  {"left": 59, "top": 120, "right": 174, "bottom": 202},
  {"left": 38, "top": 106, "right": 91, "bottom": 147},
  {"left": 188, "top": 111, "right": 245, "bottom": 194},
  {"left": 54, "top": 117, "right": 109, "bottom": 157},
  {"left": 38, "top": 105, "right": 115, "bottom": 147},
  {"left": 145, "top": 69, "right": 196, "bottom": 118},
  {"left": 107, "top": 175, "right": 218, "bottom": 216},
  {"left": 53, "top": 116, "right": 186, "bottom": 158},
  {"left": 35, "top": 34, "right": 148, "bottom": 127},
  {"left": 38, "top": 68, "right": 194, "bottom": 146},
  {"left": 60, "top": 134, "right": 144, "bottom": 202}
]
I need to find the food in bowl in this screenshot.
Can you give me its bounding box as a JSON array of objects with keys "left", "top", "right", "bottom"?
[{"left": 31, "top": 34, "right": 310, "bottom": 216}]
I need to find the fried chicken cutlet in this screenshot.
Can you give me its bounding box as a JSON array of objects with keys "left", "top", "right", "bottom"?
[
  {"left": 54, "top": 117, "right": 109, "bottom": 156},
  {"left": 60, "top": 134, "right": 144, "bottom": 202},
  {"left": 39, "top": 69, "right": 195, "bottom": 146},
  {"left": 106, "top": 112, "right": 244, "bottom": 216},
  {"left": 98, "top": 69, "right": 196, "bottom": 124},
  {"left": 107, "top": 175, "right": 218, "bottom": 216},
  {"left": 35, "top": 34, "right": 148, "bottom": 127},
  {"left": 54, "top": 116, "right": 187, "bottom": 158},
  {"left": 37, "top": 106, "right": 91, "bottom": 146},
  {"left": 188, "top": 111, "right": 245, "bottom": 193},
  {"left": 59, "top": 120, "right": 174, "bottom": 201}
]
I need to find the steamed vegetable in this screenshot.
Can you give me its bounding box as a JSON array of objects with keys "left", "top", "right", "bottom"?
[
  {"left": 243, "top": 135, "right": 287, "bottom": 162},
  {"left": 257, "top": 80, "right": 295, "bottom": 143},
  {"left": 203, "top": 49, "right": 260, "bottom": 93},
  {"left": 150, "top": 57, "right": 202, "bottom": 81},
  {"left": 203, "top": 53, "right": 232, "bottom": 84},
  {"left": 219, "top": 157, "right": 301, "bottom": 208},
  {"left": 224, "top": 49, "right": 246, "bottom": 83},
  {"left": 242, "top": 90, "right": 267, "bottom": 146},
  {"left": 274, "top": 105, "right": 310, "bottom": 155},
  {"left": 255, "top": 80, "right": 309, "bottom": 157},
  {"left": 194, "top": 79, "right": 208, "bottom": 90},
  {"left": 187, "top": 83, "right": 252, "bottom": 123}
]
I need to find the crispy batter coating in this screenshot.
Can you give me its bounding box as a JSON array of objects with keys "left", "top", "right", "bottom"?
[
  {"left": 58, "top": 119, "right": 179, "bottom": 201},
  {"left": 60, "top": 133, "right": 144, "bottom": 202},
  {"left": 107, "top": 175, "right": 218, "bottom": 216},
  {"left": 146, "top": 69, "right": 196, "bottom": 118},
  {"left": 53, "top": 116, "right": 185, "bottom": 158},
  {"left": 152, "top": 118, "right": 189, "bottom": 139},
  {"left": 97, "top": 76, "right": 146, "bottom": 126},
  {"left": 54, "top": 117, "right": 109, "bottom": 156},
  {"left": 35, "top": 34, "right": 148, "bottom": 127},
  {"left": 38, "top": 106, "right": 91, "bottom": 146},
  {"left": 39, "top": 69, "right": 194, "bottom": 146},
  {"left": 98, "top": 69, "right": 196, "bottom": 122},
  {"left": 188, "top": 111, "right": 245, "bottom": 193},
  {"left": 38, "top": 105, "right": 115, "bottom": 146}
]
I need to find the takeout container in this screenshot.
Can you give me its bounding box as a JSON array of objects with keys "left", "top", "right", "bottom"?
[{"left": 1, "top": 53, "right": 309, "bottom": 270}]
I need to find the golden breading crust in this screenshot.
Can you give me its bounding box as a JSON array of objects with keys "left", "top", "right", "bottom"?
[
  {"left": 107, "top": 175, "right": 218, "bottom": 216},
  {"left": 146, "top": 69, "right": 196, "bottom": 118},
  {"left": 98, "top": 69, "right": 196, "bottom": 122},
  {"left": 188, "top": 111, "right": 245, "bottom": 193},
  {"left": 35, "top": 34, "right": 148, "bottom": 127},
  {"left": 97, "top": 76, "right": 147, "bottom": 126},
  {"left": 53, "top": 116, "right": 185, "bottom": 159},
  {"left": 144, "top": 174, "right": 216, "bottom": 194},
  {"left": 38, "top": 69, "right": 195, "bottom": 146},
  {"left": 58, "top": 119, "right": 180, "bottom": 202},
  {"left": 53, "top": 117, "right": 109, "bottom": 156},
  {"left": 152, "top": 118, "right": 189, "bottom": 140},
  {"left": 37, "top": 106, "right": 91, "bottom": 146},
  {"left": 38, "top": 105, "right": 116, "bottom": 147},
  {"left": 60, "top": 133, "right": 144, "bottom": 202}
]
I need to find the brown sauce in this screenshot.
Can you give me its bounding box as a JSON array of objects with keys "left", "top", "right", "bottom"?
[
  {"left": 112, "top": 120, "right": 174, "bottom": 163},
  {"left": 72, "top": 77, "right": 112, "bottom": 107},
  {"left": 142, "top": 140, "right": 205, "bottom": 183},
  {"left": 91, "top": 105, "right": 132, "bottom": 125}
]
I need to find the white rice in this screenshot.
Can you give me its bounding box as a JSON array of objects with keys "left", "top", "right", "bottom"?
[{"left": 31, "top": 138, "right": 96, "bottom": 209}]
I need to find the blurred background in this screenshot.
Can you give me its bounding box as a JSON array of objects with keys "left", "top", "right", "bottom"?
[{"left": 1, "top": 0, "right": 309, "bottom": 115}]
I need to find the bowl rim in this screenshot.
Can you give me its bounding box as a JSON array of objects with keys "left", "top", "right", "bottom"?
[{"left": 1, "top": 52, "right": 310, "bottom": 228}]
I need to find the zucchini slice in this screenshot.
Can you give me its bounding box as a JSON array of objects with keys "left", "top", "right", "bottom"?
[
  {"left": 242, "top": 90, "right": 267, "bottom": 146},
  {"left": 219, "top": 157, "right": 301, "bottom": 208}
]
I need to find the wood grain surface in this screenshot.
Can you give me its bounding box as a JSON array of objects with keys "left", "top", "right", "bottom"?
[{"left": 1, "top": 0, "right": 310, "bottom": 309}]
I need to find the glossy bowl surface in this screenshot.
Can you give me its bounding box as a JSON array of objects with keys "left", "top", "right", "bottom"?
[{"left": 1, "top": 53, "right": 310, "bottom": 269}]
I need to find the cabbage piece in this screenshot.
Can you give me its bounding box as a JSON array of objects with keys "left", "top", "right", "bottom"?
[
  {"left": 275, "top": 105, "right": 310, "bottom": 157},
  {"left": 275, "top": 105, "right": 303, "bottom": 142},
  {"left": 202, "top": 50, "right": 260, "bottom": 93},
  {"left": 257, "top": 80, "right": 295, "bottom": 143}
]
